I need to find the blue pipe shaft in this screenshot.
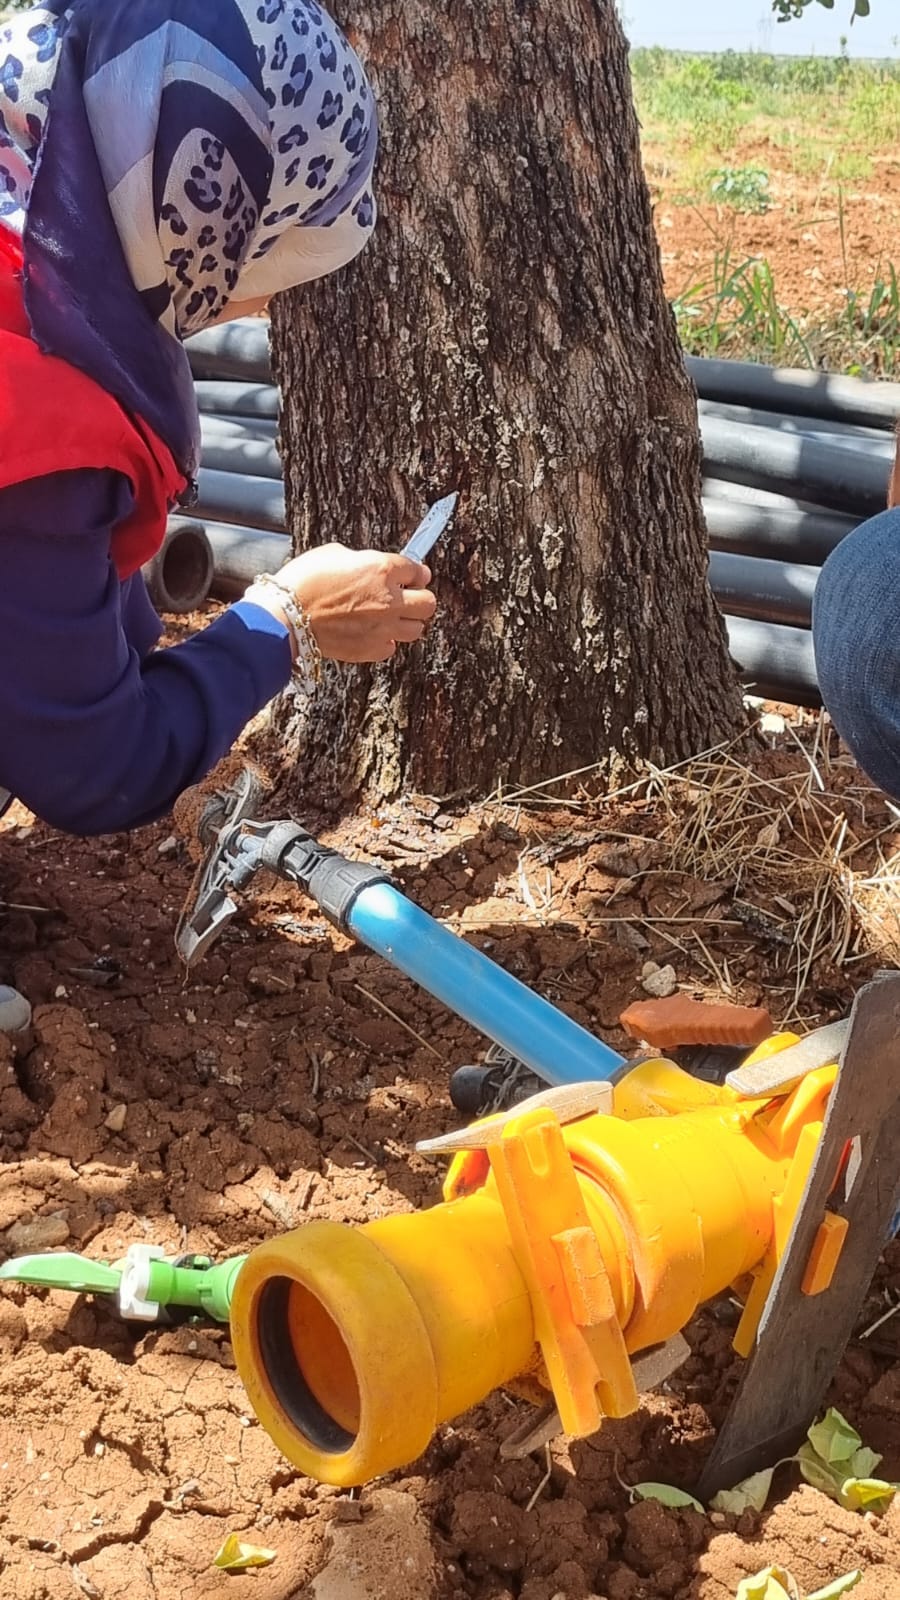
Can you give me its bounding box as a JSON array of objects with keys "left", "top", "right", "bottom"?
[{"left": 345, "top": 881, "right": 625, "bottom": 1086}]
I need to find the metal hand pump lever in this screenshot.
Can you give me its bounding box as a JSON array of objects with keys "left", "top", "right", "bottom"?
[{"left": 175, "top": 767, "right": 625, "bottom": 1088}]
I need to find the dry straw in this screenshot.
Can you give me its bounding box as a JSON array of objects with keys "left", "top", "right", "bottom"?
[{"left": 493, "top": 724, "right": 900, "bottom": 1027}]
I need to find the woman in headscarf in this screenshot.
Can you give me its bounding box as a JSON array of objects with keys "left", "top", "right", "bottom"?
[{"left": 0, "top": 0, "right": 436, "bottom": 836}]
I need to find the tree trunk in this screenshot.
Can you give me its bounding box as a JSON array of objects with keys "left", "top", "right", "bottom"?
[{"left": 270, "top": 0, "right": 745, "bottom": 807}]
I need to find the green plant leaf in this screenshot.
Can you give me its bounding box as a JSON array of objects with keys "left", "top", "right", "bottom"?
[
  {"left": 735, "top": 1567, "right": 798, "bottom": 1600},
  {"left": 711, "top": 1467, "right": 775, "bottom": 1515},
  {"left": 807, "top": 1572, "right": 862, "bottom": 1600},
  {"left": 839, "top": 1477, "right": 898, "bottom": 1514},
  {"left": 797, "top": 1441, "right": 844, "bottom": 1498},
  {"left": 212, "top": 1533, "right": 277, "bottom": 1572},
  {"left": 632, "top": 1481, "right": 705, "bottom": 1513},
  {"left": 848, "top": 1445, "right": 882, "bottom": 1479},
  {"left": 806, "top": 1408, "right": 862, "bottom": 1466}
]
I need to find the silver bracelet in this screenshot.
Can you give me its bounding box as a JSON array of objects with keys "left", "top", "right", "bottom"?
[{"left": 245, "top": 573, "right": 322, "bottom": 688}]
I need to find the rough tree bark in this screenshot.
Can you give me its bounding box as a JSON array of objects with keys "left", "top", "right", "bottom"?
[{"left": 270, "top": 0, "right": 746, "bottom": 807}]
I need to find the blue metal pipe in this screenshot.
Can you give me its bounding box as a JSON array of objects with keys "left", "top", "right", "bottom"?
[{"left": 345, "top": 881, "right": 625, "bottom": 1086}]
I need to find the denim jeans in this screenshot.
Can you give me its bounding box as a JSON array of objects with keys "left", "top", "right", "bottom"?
[{"left": 812, "top": 508, "right": 900, "bottom": 801}]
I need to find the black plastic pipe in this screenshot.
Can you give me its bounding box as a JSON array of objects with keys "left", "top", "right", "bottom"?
[
  {"left": 703, "top": 477, "right": 831, "bottom": 515},
  {"left": 689, "top": 354, "right": 900, "bottom": 433},
  {"left": 142, "top": 519, "right": 215, "bottom": 614},
  {"left": 194, "top": 380, "right": 280, "bottom": 420},
  {"left": 699, "top": 414, "right": 889, "bottom": 517},
  {"left": 201, "top": 412, "right": 278, "bottom": 443},
  {"left": 709, "top": 550, "right": 817, "bottom": 629},
  {"left": 698, "top": 397, "right": 887, "bottom": 444},
  {"left": 719, "top": 417, "right": 893, "bottom": 466},
  {"left": 190, "top": 468, "right": 286, "bottom": 533},
  {"left": 186, "top": 319, "right": 272, "bottom": 383},
  {"left": 207, "top": 522, "right": 289, "bottom": 597},
  {"left": 703, "top": 494, "right": 858, "bottom": 565},
  {"left": 199, "top": 418, "right": 283, "bottom": 480},
  {"left": 725, "top": 614, "right": 820, "bottom": 707}
]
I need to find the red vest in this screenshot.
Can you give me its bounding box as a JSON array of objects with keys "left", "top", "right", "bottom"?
[{"left": 0, "top": 227, "right": 186, "bottom": 578}]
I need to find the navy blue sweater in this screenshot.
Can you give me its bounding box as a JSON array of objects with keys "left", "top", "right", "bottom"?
[{"left": 0, "top": 469, "right": 292, "bottom": 835}]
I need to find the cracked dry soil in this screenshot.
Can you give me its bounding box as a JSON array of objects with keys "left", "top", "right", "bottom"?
[{"left": 1, "top": 753, "right": 899, "bottom": 1600}]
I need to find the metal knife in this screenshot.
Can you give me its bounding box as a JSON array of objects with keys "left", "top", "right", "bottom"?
[{"left": 401, "top": 492, "right": 459, "bottom": 563}]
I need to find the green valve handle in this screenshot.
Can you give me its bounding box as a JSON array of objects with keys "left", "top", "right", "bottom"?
[
  {"left": 0, "top": 1245, "right": 246, "bottom": 1325},
  {"left": 0, "top": 1252, "right": 122, "bottom": 1296}
]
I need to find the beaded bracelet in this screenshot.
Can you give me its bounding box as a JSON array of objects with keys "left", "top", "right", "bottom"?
[{"left": 245, "top": 573, "right": 323, "bottom": 688}]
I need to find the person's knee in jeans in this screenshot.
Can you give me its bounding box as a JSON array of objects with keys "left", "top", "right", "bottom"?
[{"left": 812, "top": 508, "right": 900, "bottom": 802}]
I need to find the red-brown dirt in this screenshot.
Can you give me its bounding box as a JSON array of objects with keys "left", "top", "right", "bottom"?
[{"left": 1, "top": 682, "right": 899, "bottom": 1600}]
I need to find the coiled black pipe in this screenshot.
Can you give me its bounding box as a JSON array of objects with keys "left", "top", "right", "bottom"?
[
  {"left": 703, "top": 494, "right": 857, "bottom": 565},
  {"left": 184, "top": 329, "right": 900, "bottom": 443},
  {"left": 201, "top": 412, "right": 278, "bottom": 442},
  {"left": 185, "top": 319, "right": 272, "bottom": 383},
  {"left": 143, "top": 519, "right": 215, "bottom": 614},
  {"left": 190, "top": 468, "right": 286, "bottom": 533},
  {"left": 688, "top": 354, "right": 900, "bottom": 433},
  {"left": 194, "top": 380, "right": 280, "bottom": 420},
  {"left": 698, "top": 397, "right": 887, "bottom": 444},
  {"left": 709, "top": 551, "right": 817, "bottom": 629},
  {"left": 199, "top": 417, "right": 283, "bottom": 480},
  {"left": 725, "top": 614, "right": 821, "bottom": 708},
  {"left": 699, "top": 414, "right": 888, "bottom": 517},
  {"left": 207, "top": 522, "right": 289, "bottom": 597}
]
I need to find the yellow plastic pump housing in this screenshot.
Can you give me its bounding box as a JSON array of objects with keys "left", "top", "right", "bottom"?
[{"left": 229, "top": 1050, "right": 838, "bottom": 1487}]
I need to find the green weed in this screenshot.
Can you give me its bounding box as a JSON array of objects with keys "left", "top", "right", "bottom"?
[
  {"left": 708, "top": 166, "right": 771, "bottom": 213},
  {"left": 673, "top": 246, "right": 900, "bottom": 376},
  {"left": 673, "top": 246, "right": 814, "bottom": 365}
]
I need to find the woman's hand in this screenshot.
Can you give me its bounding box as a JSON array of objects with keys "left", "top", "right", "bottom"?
[{"left": 250, "top": 543, "right": 437, "bottom": 664}]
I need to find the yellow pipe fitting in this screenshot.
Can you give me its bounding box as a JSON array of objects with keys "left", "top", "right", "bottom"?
[
  {"left": 230, "top": 1190, "right": 540, "bottom": 1486},
  {"left": 229, "top": 1054, "right": 840, "bottom": 1487}
]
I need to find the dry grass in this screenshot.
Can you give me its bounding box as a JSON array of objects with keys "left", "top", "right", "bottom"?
[
  {"left": 494, "top": 717, "right": 900, "bottom": 1028},
  {"left": 644, "top": 749, "right": 869, "bottom": 1023}
]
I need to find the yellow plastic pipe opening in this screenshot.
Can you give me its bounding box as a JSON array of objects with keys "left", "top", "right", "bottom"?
[{"left": 228, "top": 1195, "right": 538, "bottom": 1488}]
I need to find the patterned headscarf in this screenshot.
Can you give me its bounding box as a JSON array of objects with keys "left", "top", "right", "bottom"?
[{"left": 0, "top": 1, "right": 377, "bottom": 485}]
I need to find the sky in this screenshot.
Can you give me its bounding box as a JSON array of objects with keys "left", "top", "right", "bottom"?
[{"left": 619, "top": 0, "right": 900, "bottom": 58}]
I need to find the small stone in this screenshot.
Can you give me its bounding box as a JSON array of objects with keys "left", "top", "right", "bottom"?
[
  {"left": 0, "top": 986, "right": 31, "bottom": 1034},
  {"left": 6, "top": 1211, "right": 70, "bottom": 1252},
  {"left": 157, "top": 835, "right": 178, "bottom": 856},
  {"left": 54, "top": 985, "right": 67, "bottom": 1000},
  {"left": 641, "top": 964, "right": 677, "bottom": 998},
  {"left": 104, "top": 1103, "right": 127, "bottom": 1133}
]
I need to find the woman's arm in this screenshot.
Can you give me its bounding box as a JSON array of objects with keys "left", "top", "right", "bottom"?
[
  {"left": 0, "top": 469, "right": 293, "bottom": 834},
  {"left": 0, "top": 469, "right": 436, "bottom": 837}
]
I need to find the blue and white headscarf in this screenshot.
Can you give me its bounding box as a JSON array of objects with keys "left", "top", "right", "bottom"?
[{"left": 0, "top": 0, "right": 377, "bottom": 485}]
